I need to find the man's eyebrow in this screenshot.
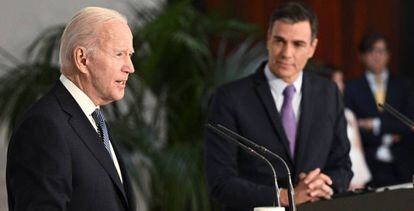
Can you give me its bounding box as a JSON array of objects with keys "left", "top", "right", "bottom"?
[
  {"left": 114, "top": 49, "right": 135, "bottom": 53},
  {"left": 272, "top": 35, "right": 307, "bottom": 43},
  {"left": 272, "top": 35, "right": 285, "bottom": 40},
  {"left": 293, "top": 40, "right": 307, "bottom": 44}
]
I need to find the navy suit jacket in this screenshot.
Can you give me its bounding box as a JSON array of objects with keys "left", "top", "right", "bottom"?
[
  {"left": 344, "top": 73, "right": 414, "bottom": 185},
  {"left": 7, "top": 81, "right": 136, "bottom": 211},
  {"left": 204, "top": 63, "right": 352, "bottom": 211}
]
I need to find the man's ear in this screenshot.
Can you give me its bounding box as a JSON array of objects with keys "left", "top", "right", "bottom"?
[
  {"left": 308, "top": 38, "right": 318, "bottom": 58},
  {"left": 73, "top": 46, "right": 88, "bottom": 73}
]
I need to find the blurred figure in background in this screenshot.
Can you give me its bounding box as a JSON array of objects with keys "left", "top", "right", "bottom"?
[
  {"left": 318, "top": 67, "right": 371, "bottom": 190},
  {"left": 345, "top": 34, "right": 414, "bottom": 187}
]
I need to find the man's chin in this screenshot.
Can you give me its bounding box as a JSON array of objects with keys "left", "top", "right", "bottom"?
[
  {"left": 115, "top": 92, "right": 125, "bottom": 101},
  {"left": 104, "top": 92, "right": 125, "bottom": 104},
  {"left": 271, "top": 68, "right": 294, "bottom": 77}
]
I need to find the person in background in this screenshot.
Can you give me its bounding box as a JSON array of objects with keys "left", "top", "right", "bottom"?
[
  {"left": 345, "top": 34, "right": 414, "bottom": 188},
  {"left": 7, "top": 7, "right": 136, "bottom": 211},
  {"left": 204, "top": 2, "right": 352, "bottom": 210},
  {"left": 318, "top": 67, "right": 372, "bottom": 190}
]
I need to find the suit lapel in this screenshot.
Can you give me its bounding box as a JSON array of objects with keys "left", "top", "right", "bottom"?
[
  {"left": 361, "top": 75, "right": 380, "bottom": 116},
  {"left": 253, "top": 64, "right": 293, "bottom": 162},
  {"left": 294, "top": 72, "right": 315, "bottom": 172},
  {"left": 385, "top": 75, "right": 396, "bottom": 105},
  {"left": 52, "top": 82, "right": 128, "bottom": 206},
  {"left": 111, "top": 137, "right": 136, "bottom": 210}
]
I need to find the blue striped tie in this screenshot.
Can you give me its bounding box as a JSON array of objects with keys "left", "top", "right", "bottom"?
[{"left": 92, "top": 109, "right": 112, "bottom": 157}]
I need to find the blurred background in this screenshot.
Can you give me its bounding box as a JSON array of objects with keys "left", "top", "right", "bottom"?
[
  {"left": 205, "top": 0, "right": 414, "bottom": 79},
  {"left": 0, "top": 0, "right": 413, "bottom": 210}
]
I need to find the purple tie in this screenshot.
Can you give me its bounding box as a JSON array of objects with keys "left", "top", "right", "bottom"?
[{"left": 281, "top": 85, "right": 296, "bottom": 157}]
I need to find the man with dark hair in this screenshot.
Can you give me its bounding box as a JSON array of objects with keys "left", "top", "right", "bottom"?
[
  {"left": 204, "top": 2, "right": 352, "bottom": 210},
  {"left": 345, "top": 33, "right": 414, "bottom": 187}
]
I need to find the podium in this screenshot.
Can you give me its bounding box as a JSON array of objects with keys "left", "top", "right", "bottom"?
[{"left": 298, "top": 188, "right": 414, "bottom": 211}]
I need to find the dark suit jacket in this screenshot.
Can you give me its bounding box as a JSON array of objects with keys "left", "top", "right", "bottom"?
[
  {"left": 7, "top": 81, "right": 136, "bottom": 211},
  {"left": 344, "top": 73, "right": 414, "bottom": 186},
  {"left": 204, "top": 63, "right": 352, "bottom": 211}
]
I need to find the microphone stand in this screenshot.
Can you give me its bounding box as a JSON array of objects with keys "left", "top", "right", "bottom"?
[
  {"left": 206, "top": 124, "right": 282, "bottom": 207},
  {"left": 215, "top": 124, "right": 297, "bottom": 211},
  {"left": 378, "top": 103, "right": 414, "bottom": 127}
]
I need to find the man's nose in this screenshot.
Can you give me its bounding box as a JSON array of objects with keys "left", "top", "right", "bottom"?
[
  {"left": 281, "top": 44, "right": 293, "bottom": 58},
  {"left": 124, "top": 57, "right": 135, "bottom": 73}
]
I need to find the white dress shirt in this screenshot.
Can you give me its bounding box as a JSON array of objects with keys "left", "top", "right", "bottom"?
[
  {"left": 60, "top": 74, "right": 124, "bottom": 182},
  {"left": 365, "top": 70, "right": 389, "bottom": 135},
  {"left": 365, "top": 70, "right": 393, "bottom": 162},
  {"left": 264, "top": 64, "right": 303, "bottom": 122},
  {"left": 365, "top": 70, "right": 389, "bottom": 97}
]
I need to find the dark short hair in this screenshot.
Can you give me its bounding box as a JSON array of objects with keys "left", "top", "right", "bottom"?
[
  {"left": 268, "top": 1, "right": 318, "bottom": 40},
  {"left": 359, "top": 34, "right": 388, "bottom": 53}
]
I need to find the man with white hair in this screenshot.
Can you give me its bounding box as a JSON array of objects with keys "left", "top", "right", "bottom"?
[{"left": 6, "top": 7, "right": 136, "bottom": 211}]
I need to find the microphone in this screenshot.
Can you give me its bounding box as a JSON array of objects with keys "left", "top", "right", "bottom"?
[
  {"left": 215, "top": 124, "right": 297, "bottom": 211},
  {"left": 206, "top": 123, "right": 282, "bottom": 207},
  {"left": 378, "top": 102, "right": 414, "bottom": 128}
]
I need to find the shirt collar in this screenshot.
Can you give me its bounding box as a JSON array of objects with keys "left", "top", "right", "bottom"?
[
  {"left": 365, "top": 69, "right": 389, "bottom": 84},
  {"left": 264, "top": 63, "right": 303, "bottom": 95},
  {"left": 60, "top": 74, "right": 99, "bottom": 117}
]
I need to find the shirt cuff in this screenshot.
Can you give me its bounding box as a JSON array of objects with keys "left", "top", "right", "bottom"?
[{"left": 372, "top": 118, "right": 381, "bottom": 135}]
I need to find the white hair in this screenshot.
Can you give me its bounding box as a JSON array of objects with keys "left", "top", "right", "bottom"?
[{"left": 59, "top": 7, "right": 128, "bottom": 73}]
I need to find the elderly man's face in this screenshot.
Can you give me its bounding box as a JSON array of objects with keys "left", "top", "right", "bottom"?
[
  {"left": 85, "top": 20, "right": 134, "bottom": 105},
  {"left": 266, "top": 20, "right": 317, "bottom": 84}
]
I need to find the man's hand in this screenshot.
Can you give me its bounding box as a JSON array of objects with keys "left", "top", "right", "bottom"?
[
  {"left": 358, "top": 118, "right": 374, "bottom": 131},
  {"left": 280, "top": 168, "right": 333, "bottom": 206},
  {"left": 392, "top": 134, "right": 401, "bottom": 143},
  {"left": 304, "top": 168, "right": 333, "bottom": 201}
]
